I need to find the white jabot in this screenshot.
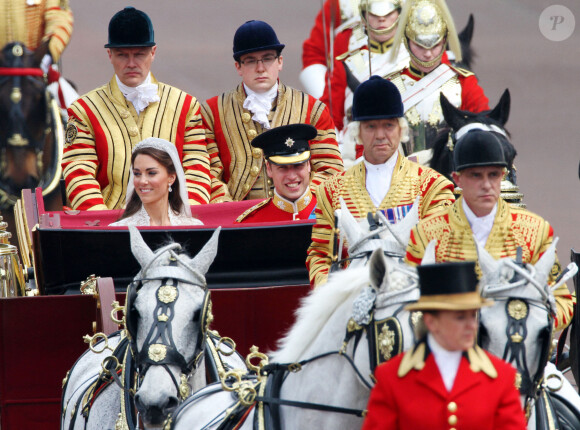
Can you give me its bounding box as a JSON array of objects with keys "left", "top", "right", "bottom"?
[
  {"left": 243, "top": 82, "right": 278, "bottom": 129},
  {"left": 427, "top": 334, "right": 462, "bottom": 392},
  {"left": 364, "top": 152, "right": 398, "bottom": 207},
  {"left": 462, "top": 199, "right": 497, "bottom": 247},
  {"left": 116, "top": 73, "right": 160, "bottom": 115}
]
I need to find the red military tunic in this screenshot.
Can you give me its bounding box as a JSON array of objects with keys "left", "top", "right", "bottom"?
[
  {"left": 302, "top": 0, "right": 355, "bottom": 69},
  {"left": 307, "top": 155, "right": 454, "bottom": 287},
  {"left": 236, "top": 189, "right": 317, "bottom": 223},
  {"left": 202, "top": 83, "right": 343, "bottom": 203},
  {"left": 362, "top": 342, "right": 527, "bottom": 430},
  {"left": 405, "top": 197, "right": 574, "bottom": 330}
]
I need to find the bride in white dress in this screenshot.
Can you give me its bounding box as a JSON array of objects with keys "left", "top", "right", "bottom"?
[{"left": 110, "top": 137, "right": 203, "bottom": 227}]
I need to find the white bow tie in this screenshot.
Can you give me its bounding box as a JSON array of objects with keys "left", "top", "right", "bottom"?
[{"left": 125, "top": 83, "right": 160, "bottom": 114}]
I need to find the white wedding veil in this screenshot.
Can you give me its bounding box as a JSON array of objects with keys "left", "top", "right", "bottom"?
[{"left": 125, "top": 137, "right": 192, "bottom": 217}]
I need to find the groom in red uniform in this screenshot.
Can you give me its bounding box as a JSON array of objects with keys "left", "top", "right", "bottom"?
[{"left": 236, "top": 124, "right": 318, "bottom": 223}]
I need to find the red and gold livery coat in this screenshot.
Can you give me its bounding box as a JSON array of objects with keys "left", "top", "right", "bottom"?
[
  {"left": 202, "top": 83, "right": 343, "bottom": 203},
  {"left": 405, "top": 197, "right": 574, "bottom": 330},
  {"left": 362, "top": 342, "right": 527, "bottom": 430},
  {"left": 0, "top": 0, "right": 73, "bottom": 61},
  {"left": 307, "top": 155, "right": 454, "bottom": 287},
  {"left": 62, "top": 76, "right": 211, "bottom": 211}
]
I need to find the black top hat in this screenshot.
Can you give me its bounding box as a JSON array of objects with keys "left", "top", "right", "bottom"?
[
  {"left": 406, "top": 262, "right": 493, "bottom": 311},
  {"left": 352, "top": 76, "right": 404, "bottom": 121},
  {"left": 251, "top": 124, "right": 316, "bottom": 165},
  {"left": 453, "top": 130, "right": 507, "bottom": 172},
  {"left": 233, "top": 20, "right": 285, "bottom": 61},
  {"left": 105, "top": 7, "right": 155, "bottom": 49}
]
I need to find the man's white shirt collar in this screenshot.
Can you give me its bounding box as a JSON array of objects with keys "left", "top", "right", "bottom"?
[
  {"left": 363, "top": 151, "right": 398, "bottom": 207},
  {"left": 462, "top": 199, "right": 497, "bottom": 247}
]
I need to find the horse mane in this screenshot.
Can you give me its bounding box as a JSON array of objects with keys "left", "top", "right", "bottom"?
[{"left": 271, "top": 265, "right": 370, "bottom": 363}]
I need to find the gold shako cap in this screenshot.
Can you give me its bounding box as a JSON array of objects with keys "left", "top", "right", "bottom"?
[
  {"left": 389, "top": 0, "right": 461, "bottom": 63},
  {"left": 251, "top": 124, "right": 315, "bottom": 165},
  {"left": 405, "top": 261, "right": 493, "bottom": 311}
]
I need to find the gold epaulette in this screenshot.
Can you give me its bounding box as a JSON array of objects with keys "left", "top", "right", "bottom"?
[
  {"left": 449, "top": 65, "right": 475, "bottom": 78},
  {"left": 467, "top": 345, "right": 498, "bottom": 378},
  {"left": 235, "top": 199, "right": 271, "bottom": 223},
  {"left": 397, "top": 342, "right": 426, "bottom": 377},
  {"left": 335, "top": 47, "right": 364, "bottom": 62}
]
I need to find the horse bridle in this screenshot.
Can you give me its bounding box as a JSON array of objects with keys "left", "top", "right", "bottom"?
[
  {"left": 479, "top": 260, "right": 554, "bottom": 409},
  {"left": 125, "top": 254, "right": 212, "bottom": 401},
  {"left": 0, "top": 43, "right": 64, "bottom": 206}
]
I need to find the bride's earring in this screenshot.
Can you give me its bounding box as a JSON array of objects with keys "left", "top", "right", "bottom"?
[{"left": 169, "top": 183, "right": 173, "bottom": 193}]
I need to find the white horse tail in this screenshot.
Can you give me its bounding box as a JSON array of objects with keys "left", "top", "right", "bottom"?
[{"left": 421, "top": 240, "right": 438, "bottom": 265}]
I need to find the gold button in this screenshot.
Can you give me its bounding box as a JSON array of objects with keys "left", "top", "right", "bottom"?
[
  {"left": 120, "top": 110, "right": 130, "bottom": 119},
  {"left": 267, "top": 178, "right": 273, "bottom": 186},
  {"left": 247, "top": 129, "right": 257, "bottom": 139},
  {"left": 242, "top": 112, "right": 251, "bottom": 123},
  {"left": 250, "top": 166, "right": 260, "bottom": 176},
  {"left": 252, "top": 148, "right": 262, "bottom": 159},
  {"left": 450, "top": 428, "right": 456, "bottom": 430},
  {"left": 448, "top": 415, "right": 457, "bottom": 425},
  {"left": 268, "top": 190, "right": 273, "bottom": 197},
  {"left": 447, "top": 402, "right": 457, "bottom": 412},
  {"left": 242, "top": 183, "right": 250, "bottom": 193},
  {"left": 128, "top": 127, "right": 139, "bottom": 137}
]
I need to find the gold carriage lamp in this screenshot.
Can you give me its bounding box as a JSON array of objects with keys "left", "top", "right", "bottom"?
[
  {"left": 13, "top": 197, "right": 37, "bottom": 296},
  {"left": 0, "top": 213, "right": 27, "bottom": 297}
]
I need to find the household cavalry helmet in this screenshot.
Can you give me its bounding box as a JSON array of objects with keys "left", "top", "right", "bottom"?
[
  {"left": 389, "top": 0, "right": 461, "bottom": 67},
  {"left": 359, "top": 0, "right": 403, "bottom": 36}
]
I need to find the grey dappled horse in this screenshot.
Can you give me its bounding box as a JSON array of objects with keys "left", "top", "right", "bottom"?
[
  {"left": 165, "top": 242, "right": 423, "bottom": 429},
  {"left": 61, "top": 227, "right": 245, "bottom": 430},
  {"left": 477, "top": 240, "right": 580, "bottom": 430}
]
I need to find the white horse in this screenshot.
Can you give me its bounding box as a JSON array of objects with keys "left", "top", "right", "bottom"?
[
  {"left": 476, "top": 240, "right": 580, "bottom": 429},
  {"left": 165, "top": 243, "right": 424, "bottom": 429},
  {"left": 61, "top": 227, "right": 244, "bottom": 430}
]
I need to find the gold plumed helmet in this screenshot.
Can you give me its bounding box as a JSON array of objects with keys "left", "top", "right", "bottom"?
[
  {"left": 359, "top": 0, "right": 403, "bottom": 36},
  {"left": 389, "top": 0, "right": 461, "bottom": 67}
]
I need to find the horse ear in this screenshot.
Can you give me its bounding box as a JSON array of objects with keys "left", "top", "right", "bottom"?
[
  {"left": 474, "top": 238, "right": 500, "bottom": 286},
  {"left": 421, "top": 240, "right": 438, "bottom": 265},
  {"left": 369, "top": 248, "right": 387, "bottom": 290},
  {"left": 338, "top": 197, "right": 364, "bottom": 247},
  {"left": 129, "top": 226, "right": 154, "bottom": 269},
  {"left": 488, "top": 89, "right": 510, "bottom": 126},
  {"left": 459, "top": 14, "right": 474, "bottom": 46},
  {"left": 440, "top": 93, "right": 466, "bottom": 131},
  {"left": 188, "top": 227, "right": 221, "bottom": 276},
  {"left": 534, "top": 238, "right": 558, "bottom": 284}
]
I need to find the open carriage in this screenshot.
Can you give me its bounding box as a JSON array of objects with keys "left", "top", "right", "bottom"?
[{"left": 0, "top": 188, "right": 315, "bottom": 429}]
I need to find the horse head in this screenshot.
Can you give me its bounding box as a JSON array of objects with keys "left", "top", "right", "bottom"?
[
  {"left": 429, "top": 89, "right": 516, "bottom": 183},
  {"left": 335, "top": 196, "right": 419, "bottom": 270},
  {"left": 475, "top": 239, "right": 559, "bottom": 408},
  {"left": 0, "top": 40, "right": 61, "bottom": 208},
  {"left": 126, "top": 226, "right": 220, "bottom": 427}
]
